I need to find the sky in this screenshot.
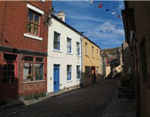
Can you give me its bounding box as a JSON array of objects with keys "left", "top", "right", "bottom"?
[{"left": 52, "top": 0, "right": 125, "bottom": 49}]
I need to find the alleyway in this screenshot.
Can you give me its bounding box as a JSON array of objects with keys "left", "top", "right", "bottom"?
[{"left": 0, "top": 79, "right": 118, "bottom": 117}]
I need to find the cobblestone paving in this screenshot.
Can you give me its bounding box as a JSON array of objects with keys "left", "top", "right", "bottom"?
[
  {"left": 100, "top": 91, "right": 136, "bottom": 117},
  {"left": 0, "top": 79, "right": 118, "bottom": 117}
]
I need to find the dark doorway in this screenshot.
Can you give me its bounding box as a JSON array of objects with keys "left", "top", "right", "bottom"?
[{"left": 92, "top": 66, "right": 96, "bottom": 84}]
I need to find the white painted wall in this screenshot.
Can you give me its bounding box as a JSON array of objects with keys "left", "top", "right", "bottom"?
[{"left": 47, "top": 18, "right": 82, "bottom": 93}]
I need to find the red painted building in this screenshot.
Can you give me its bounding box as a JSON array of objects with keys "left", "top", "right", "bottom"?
[{"left": 0, "top": 1, "right": 52, "bottom": 99}]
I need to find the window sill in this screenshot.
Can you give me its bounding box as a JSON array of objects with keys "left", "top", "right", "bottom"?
[
  {"left": 53, "top": 49, "right": 62, "bottom": 53},
  {"left": 76, "top": 78, "right": 80, "bottom": 80},
  {"left": 3, "top": 83, "right": 16, "bottom": 85},
  {"left": 23, "top": 80, "right": 45, "bottom": 84},
  {"left": 66, "top": 53, "right": 73, "bottom": 55},
  {"left": 66, "top": 80, "right": 73, "bottom": 83},
  {"left": 24, "top": 33, "right": 43, "bottom": 41},
  {"left": 76, "top": 55, "right": 81, "bottom": 57}
]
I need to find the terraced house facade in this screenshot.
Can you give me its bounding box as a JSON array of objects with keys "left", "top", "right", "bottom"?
[
  {"left": 0, "top": 1, "right": 52, "bottom": 99},
  {"left": 82, "top": 36, "right": 101, "bottom": 86}
]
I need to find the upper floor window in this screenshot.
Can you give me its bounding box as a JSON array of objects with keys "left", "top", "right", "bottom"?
[
  {"left": 54, "top": 32, "right": 60, "bottom": 50},
  {"left": 85, "top": 42, "right": 87, "bottom": 55},
  {"left": 76, "top": 42, "right": 80, "bottom": 55},
  {"left": 97, "top": 49, "right": 99, "bottom": 58},
  {"left": 67, "top": 38, "right": 71, "bottom": 53},
  {"left": 92, "top": 46, "right": 94, "bottom": 57},
  {"left": 27, "top": 10, "right": 40, "bottom": 36}
]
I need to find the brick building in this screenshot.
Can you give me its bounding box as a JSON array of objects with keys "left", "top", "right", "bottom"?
[
  {"left": 0, "top": 1, "right": 52, "bottom": 99},
  {"left": 122, "top": 1, "right": 150, "bottom": 117}
]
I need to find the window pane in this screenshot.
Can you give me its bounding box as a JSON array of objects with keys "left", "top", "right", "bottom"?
[
  {"left": 35, "top": 64, "right": 43, "bottom": 81},
  {"left": 23, "top": 63, "right": 33, "bottom": 82},
  {"left": 54, "top": 32, "right": 60, "bottom": 50},
  {"left": 3, "top": 65, "right": 7, "bottom": 70},
  {"left": 33, "top": 25, "right": 38, "bottom": 35},
  {"left": 3, "top": 54, "right": 17, "bottom": 61},
  {"left": 3, "top": 78, "right": 6, "bottom": 83},
  {"left": 8, "top": 64, "right": 11, "bottom": 70},
  {"left": 36, "top": 57, "right": 43, "bottom": 62},
  {"left": 3, "top": 72, "right": 7, "bottom": 77},
  {"left": 34, "top": 14, "right": 39, "bottom": 24},
  {"left": 54, "top": 42, "right": 58, "bottom": 49},
  {"left": 67, "top": 65, "right": 71, "bottom": 80},
  {"left": 28, "top": 11, "right": 33, "bottom": 22},
  {"left": 6, "top": 78, "right": 10, "bottom": 83},
  {"left": 85, "top": 66, "right": 90, "bottom": 76},
  {"left": 27, "top": 22, "right": 31, "bottom": 32},
  {"left": 24, "top": 56, "right": 33, "bottom": 61}
]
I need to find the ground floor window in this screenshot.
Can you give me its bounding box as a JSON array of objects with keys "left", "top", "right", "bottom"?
[
  {"left": 23, "top": 56, "right": 44, "bottom": 82},
  {"left": 85, "top": 66, "right": 90, "bottom": 77},
  {"left": 77, "top": 65, "right": 80, "bottom": 79},
  {"left": 67, "top": 65, "right": 72, "bottom": 80}
]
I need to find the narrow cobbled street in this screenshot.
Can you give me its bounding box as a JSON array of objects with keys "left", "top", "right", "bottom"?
[{"left": 0, "top": 79, "right": 118, "bottom": 117}]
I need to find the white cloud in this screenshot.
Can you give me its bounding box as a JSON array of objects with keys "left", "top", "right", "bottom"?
[
  {"left": 66, "top": 14, "right": 105, "bottom": 23},
  {"left": 93, "top": 20, "right": 124, "bottom": 36},
  {"left": 118, "top": 2, "right": 124, "bottom": 10}
]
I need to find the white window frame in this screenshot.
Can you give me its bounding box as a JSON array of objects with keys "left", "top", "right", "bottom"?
[{"left": 27, "top": 4, "right": 44, "bottom": 15}]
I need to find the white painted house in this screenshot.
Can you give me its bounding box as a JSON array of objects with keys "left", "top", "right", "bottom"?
[{"left": 47, "top": 11, "right": 82, "bottom": 94}]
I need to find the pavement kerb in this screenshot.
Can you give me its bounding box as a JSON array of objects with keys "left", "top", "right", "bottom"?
[{"left": 99, "top": 90, "right": 118, "bottom": 117}]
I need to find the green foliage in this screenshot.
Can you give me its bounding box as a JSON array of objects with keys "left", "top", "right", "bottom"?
[
  {"left": 25, "top": 92, "right": 46, "bottom": 100},
  {"left": 119, "top": 73, "right": 133, "bottom": 86},
  {"left": 102, "top": 47, "right": 118, "bottom": 55}
]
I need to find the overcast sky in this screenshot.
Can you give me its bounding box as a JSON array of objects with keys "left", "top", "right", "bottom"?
[{"left": 53, "top": 0, "right": 125, "bottom": 49}]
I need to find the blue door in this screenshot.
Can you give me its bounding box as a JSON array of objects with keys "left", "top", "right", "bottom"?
[{"left": 53, "top": 65, "right": 60, "bottom": 93}]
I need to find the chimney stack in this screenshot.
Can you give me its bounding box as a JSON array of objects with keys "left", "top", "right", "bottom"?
[{"left": 56, "top": 10, "right": 65, "bottom": 22}]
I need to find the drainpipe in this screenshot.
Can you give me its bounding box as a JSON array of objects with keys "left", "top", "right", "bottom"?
[{"left": 80, "top": 37, "right": 83, "bottom": 86}]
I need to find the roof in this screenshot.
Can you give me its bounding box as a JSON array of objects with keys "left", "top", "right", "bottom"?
[
  {"left": 83, "top": 36, "right": 101, "bottom": 49},
  {"left": 51, "top": 15, "right": 101, "bottom": 49}
]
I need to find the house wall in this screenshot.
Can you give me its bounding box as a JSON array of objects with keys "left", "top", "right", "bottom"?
[
  {"left": 105, "top": 66, "right": 111, "bottom": 78},
  {"left": 112, "top": 65, "right": 122, "bottom": 78},
  {"left": 0, "top": 1, "right": 51, "bottom": 52},
  {"left": 0, "top": 1, "right": 52, "bottom": 98},
  {"left": 47, "top": 18, "right": 82, "bottom": 93},
  {"left": 82, "top": 37, "right": 101, "bottom": 86},
  {"left": 123, "top": 1, "right": 150, "bottom": 117},
  {"left": 122, "top": 42, "right": 132, "bottom": 74}
]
